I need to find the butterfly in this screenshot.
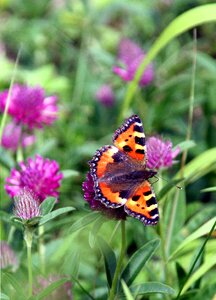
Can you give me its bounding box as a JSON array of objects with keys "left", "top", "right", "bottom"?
[{"left": 89, "top": 115, "right": 159, "bottom": 225}]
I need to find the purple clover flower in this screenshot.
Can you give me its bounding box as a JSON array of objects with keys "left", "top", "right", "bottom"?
[
  {"left": 95, "top": 85, "right": 115, "bottom": 107},
  {"left": 82, "top": 172, "right": 127, "bottom": 220},
  {"left": 146, "top": 136, "right": 180, "bottom": 170},
  {"left": 34, "top": 275, "right": 72, "bottom": 300},
  {"left": 14, "top": 188, "right": 41, "bottom": 220},
  {"left": 0, "top": 84, "right": 58, "bottom": 129},
  {"left": 113, "top": 39, "right": 154, "bottom": 87},
  {"left": 1, "top": 122, "right": 36, "bottom": 151},
  {"left": 5, "top": 155, "right": 63, "bottom": 203},
  {"left": 0, "top": 241, "right": 18, "bottom": 271}
]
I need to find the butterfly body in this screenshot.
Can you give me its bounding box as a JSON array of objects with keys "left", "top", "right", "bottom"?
[{"left": 89, "top": 115, "right": 159, "bottom": 225}]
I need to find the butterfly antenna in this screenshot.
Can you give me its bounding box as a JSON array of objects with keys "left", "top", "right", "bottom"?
[{"left": 154, "top": 174, "right": 182, "bottom": 190}]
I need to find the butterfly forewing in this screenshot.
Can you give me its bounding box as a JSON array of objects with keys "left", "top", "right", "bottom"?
[{"left": 113, "top": 115, "right": 146, "bottom": 162}]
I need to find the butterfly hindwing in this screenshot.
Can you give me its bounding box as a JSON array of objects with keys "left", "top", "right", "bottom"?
[
  {"left": 113, "top": 114, "right": 146, "bottom": 162},
  {"left": 124, "top": 181, "right": 159, "bottom": 225},
  {"left": 89, "top": 145, "right": 128, "bottom": 208}
]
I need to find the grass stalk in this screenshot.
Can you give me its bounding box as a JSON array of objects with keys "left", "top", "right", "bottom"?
[
  {"left": 108, "top": 221, "right": 126, "bottom": 300},
  {"left": 0, "top": 48, "right": 21, "bottom": 142},
  {"left": 175, "top": 220, "right": 216, "bottom": 299},
  {"left": 24, "top": 227, "right": 33, "bottom": 298}
]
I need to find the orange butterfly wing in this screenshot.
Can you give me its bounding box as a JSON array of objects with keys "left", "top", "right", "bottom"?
[
  {"left": 89, "top": 145, "right": 128, "bottom": 208},
  {"left": 113, "top": 115, "right": 146, "bottom": 162},
  {"left": 124, "top": 181, "right": 159, "bottom": 225}
]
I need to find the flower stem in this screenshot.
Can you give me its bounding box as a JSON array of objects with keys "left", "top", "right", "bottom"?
[
  {"left": 38, "top": 225, "right": 46, "bottom": 274},
  {"left": 108, "top": 221, "right": 126, "bottom": 300},
  {"left": 24, "top": 227, "right": 33, "bottom": 298}
]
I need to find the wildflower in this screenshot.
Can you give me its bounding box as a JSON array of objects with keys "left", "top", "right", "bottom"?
[
  {"left": 14, "top": 188, "right": 41, "bottom": 220},
  {"left": 0, "top": 241, "right": 18, "bottom": 271},
  {"left": 113, "top": 39, "right": 154, "bottom": 87},
  {"left": 34, "top": 275, "right": 72, "bottom": 300},
  {"left": 95, "top": 85, "right": 115, "bottom": 107},
  {"left": 0, "top": 84, "right": 58, "bottom": 129},
  {"left": 146, "top": 136, "right": 180, "bottom": 170},
  {"left": 1, "top": 122, "right": 35, "bottom": 151},
  {"left": 82, "top": 172, "right": 127, "bottom": 220},
  {"left": 5, "top": 155, "right": 63, "bottom": 203}
]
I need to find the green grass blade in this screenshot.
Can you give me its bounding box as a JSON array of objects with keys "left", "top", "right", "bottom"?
[
  {"left": 119, "top": 282, "right": 176, "bottom": 297},
  {"left": 30, "top": 278, "right": 68, "bottom": 300},
  {"left": 121, "top": 280, "right": 134, "bottom": 300},
  {"left": 39, "top": 207, "right": 75, "bottom": 225},
  {"left": 98, "top": 236, "right": 117, "bottom": 289},
  {"left": 2, "top": 272, "right": 27, "bottom": 300},
  {"left": 120, "top": 4, "right": 216, "bottom": 119},
  {"left": 169, "top": 217, "right": 216, "bottom": 261},
  {"left": 39, "top": 197, "right": 56, "bottom": 215},
  {"left": 68, "top": 211, "right": 100, "bottom": 233},
  {"left": 181, "top": 256, "right": 216, "bottom": 295},
  {"left": 201, "top": 187, "right": 216, "bottom": 193},
  {"left": 121, "top": 239, "right": 160, "bottom": 286}
]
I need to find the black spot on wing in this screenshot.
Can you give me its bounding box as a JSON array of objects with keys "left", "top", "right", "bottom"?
[
  {"left": 135, "top": 149, "right": 145, "bottom": 154},
  {"left": 132, "top": 195, "right": 140, "bottom": 201},
  {"left": 143, "top": 190, "right": 152, "bottom": 196},
  {"left": 149, "top": 207, "right": 159, "bottom": 217},
  {"left": 146, "top": 197, "right": 157, "bottom": 207},
  {"left": 123, "top": 145, "right": 132, "bottom": 152},
  {"left": 135, "top": 136, "right": 145, "bottom": 145},
  {"left": 134, "top": 125, "right": 143, "bottom": 133},
  {"left": 119, "top": 190, "right": 130, "bottom": 199}
]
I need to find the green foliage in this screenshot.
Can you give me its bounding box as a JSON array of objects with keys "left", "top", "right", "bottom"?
[{"left": 0, "top": 1, "right": 216, "bottom": 299}]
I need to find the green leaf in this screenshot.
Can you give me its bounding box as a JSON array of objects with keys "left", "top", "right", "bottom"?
[
  {"left": 98, "top": 236, "right": 117, "bottom": 289},
  {"left": 62, "top": 169, "right": 79, "bottom": 179},
  {"left": 0, "top": 211, "right": 15, "bottom": 224},
  {"left": 176, "top": 148, "right": 216, "bottom": 185},
  {"left": 121, "top": 4, "right": 216, "bottom": 118},
  {"left": 39, "top": 207, "right": 75, "bottom": 225},
  {"left": 39, "top": 197, "right": 56, "bottom": 215},
  {"left": 164, "top": 187, "right": 186, "bottom": 256},
  {"left": 68, "top": 211, "right": 100, "bottom": 233},
  {"left": 121, "top": 239, "right": 160, "bottom": 286},
  {"left": 121, "top": 280, "right": 134, "bottom": 300},
  {"left": 30, "top": 278, "right": 68, "bottom": 300},
  {"left": 0, "top": 293, "right": 10, "bottom": 300},
  {"left": 0, "top": 147, "right": 15, "bottom": 169},
  {"left": 174, "top": 140, "right": 196, "bottom": 153},
  {"left": 2, "top": 272, "right": 26, "bottom": 300},
  {"left": 185, "top": 205, "right": 216, "bottom": 235},
  {"left": 160, "top": 148, "right": 216, "bottom": 203},
  {"left": 169, "top": 217, "right": 216, "bottom": 260},
  {"left": 89, "top": 215, "right": 106, "bottom": 248},
  {"left": 181, "top": 255, "right": 216, "bottom": 295},
  {"left": 119, "top": 282, "right": 175, "bottom": 297},
  {"left": 201, "top": 187, "right": 216, "bottom": 193}
]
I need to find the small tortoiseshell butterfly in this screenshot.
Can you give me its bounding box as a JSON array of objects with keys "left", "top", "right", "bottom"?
[{"left": 89, "top": 115, "right": 159, "bottom": 225}]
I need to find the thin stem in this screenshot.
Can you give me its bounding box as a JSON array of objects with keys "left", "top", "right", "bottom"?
[
  {"left": 7, "top": 225, "right": 16, "bottom": 244},
  {"left": 180, "top": 29, "right": 197, "bottom": 176},
  {"left": 108, "top": 221, "right": 126, "bottom": 300},
  {"left": 24, "top": 227, "right": 33, "bottom": 298},
  {"left": 175, "top": 220, "right": 216, "bottom": 299},
  {"left": 38, "top": 225, "right": 46, "bottom": 274},
  {"left": 0, "top": 48, "right": 21, "bottom": 141}
]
